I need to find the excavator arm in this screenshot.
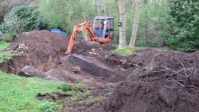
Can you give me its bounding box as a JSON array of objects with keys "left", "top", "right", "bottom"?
[{"left": 65, "top": 22, "right": 113, "bottom": 54}]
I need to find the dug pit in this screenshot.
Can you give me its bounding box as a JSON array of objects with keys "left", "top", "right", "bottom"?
[{"left": 0, "top": 30, "right": 128, "bottom": 85}]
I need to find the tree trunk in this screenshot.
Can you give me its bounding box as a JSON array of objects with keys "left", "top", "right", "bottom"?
[
  {"left": 102, "top": 0, "right": 107, "bottom": 16},
  {"left": 129, "top": 0, "right": 141, "bottom": 49},
  {"left": 96, "top": 0, "right": 100, "bottom": 14},
  {"left": 82, "top": 12, "right": 88, "bottom": 40},
  {"left": 118, "top": 0, "right": 127, "bottom": 49}
]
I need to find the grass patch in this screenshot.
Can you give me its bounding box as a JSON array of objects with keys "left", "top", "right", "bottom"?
[
  {"left": 0, "top": 41, "right": 23, "bottom": 64},
  {"left": 114, "top": 46, "right": 135, "bottom": 56},
  {"left": 0, "top": 41, "right": 10, "bottom": 51},
  {"left": 75, "top": 83, "right": 88, "bottom": 91},
  {"left": 0, "top": 71, "right": 62, "bottom": 112},
  {"left": 89, "top": 96, "right": 100, "bottom": 104},
  {"left": 59, "top": 83, "right": 74, "bottom": 91},
  {"left": 39, "top": 101, "right": 59, "bottom": 112},
  {"left": 63, "top": 83, "right": 91, "bottom": 100},
  {"left": 0, "top": 41, "right": 18, "bottom": 64},
  {"left": 134, "top": 46, "right": 148, "bottom": 50}
]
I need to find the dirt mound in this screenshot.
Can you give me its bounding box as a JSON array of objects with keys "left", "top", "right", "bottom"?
[
  {"left": 0, "top": 30, "right": 68, "bottom": 73},
  {"left": 86, "top": 70, "right": 199, "bottom": 112},
  {"left": 75, "top": 51, "right": 199, "bottom": 112}
]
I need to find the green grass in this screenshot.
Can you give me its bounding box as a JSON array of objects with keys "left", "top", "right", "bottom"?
[
  {"left": 0, "top": 41, "right": 10, "bottom": 51},
  {"left": 0, "top": 71, "right": 62, "bottom": 112},
  {"left": 0, "top": 42, "right": 12, "bottom": 63},
  {"left": 114, "top": 46, "right": 135, "bottom": 56},
  {"left": 0, "top": 41, "right": 23, "bottom": 64},
  {"left": 134, "top": 46, "right": 148, "bottom": 50}
]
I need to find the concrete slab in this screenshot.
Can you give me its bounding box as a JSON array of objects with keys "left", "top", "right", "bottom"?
[{"left": 67, "top": 54, "right": 114, "bottom": 78}]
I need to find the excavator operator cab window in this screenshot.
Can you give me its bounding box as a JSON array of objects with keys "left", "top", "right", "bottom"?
[{"left": 93, "top": 17, "right": 114, "bottom": 39}]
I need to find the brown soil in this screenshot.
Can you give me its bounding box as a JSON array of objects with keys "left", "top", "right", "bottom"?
[
  {"left": 1, "top": 30, "right": 199, "bottom": 112},
  {"left": 0, "top": 30, "right": 68, "bottom": 73}
]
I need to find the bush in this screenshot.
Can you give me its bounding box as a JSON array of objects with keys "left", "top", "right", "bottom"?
[
  {"left": 0, "top": 51, "right": 23, "bottom": 64},
  {"left": 2, "top": 5, "right": 46, "bottom": 36},
  {"left": 0, "top": 22, "right": 9, "bottom": 35},
  {"left": 59, "top": 83, "right": 73, "bottom": 91},
  {"left": 166, "top": 1, "right": 199, "bottom": 52},
  {"left": 2, "top": 32, "right": 14, "bottom": 42}
]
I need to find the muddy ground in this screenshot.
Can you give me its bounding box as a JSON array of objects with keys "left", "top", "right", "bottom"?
[{"left": 1, "top": 30, "right": 199, "bottom": 112}]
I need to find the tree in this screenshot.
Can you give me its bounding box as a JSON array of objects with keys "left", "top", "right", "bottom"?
[
  {"left": 39, "top": 0, "right": 96, "bottom": 32},
  {"left": 102, "top": 0, "right": 107, "bottom": 16},
  {"left": 3, "top": 5, "right": 42, "bottom": 33},
  {"left": 132, "top": 0, "right": 170, "bottom": 47},
  {"left": 0, "top": 5, "right": 43, "bottom": 41},
  {"left": 0, "top": 0, "right": 10, "bottom": 22},
  {"left": 0, "top": 0, "right": 38, "bottom": 22},
  {"left": 166, "top": 0, "right": 199, "bottom": 52},
  {"left": 116, "top": 0, "right": 127, "bottom": 49},
  {"left": 129, "top": 0, "right": 142, "bottom": 49}
]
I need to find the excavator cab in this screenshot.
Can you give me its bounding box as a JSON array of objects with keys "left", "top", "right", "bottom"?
[{"left": 93, "top": 16, "right": 114, "bottom": 39}]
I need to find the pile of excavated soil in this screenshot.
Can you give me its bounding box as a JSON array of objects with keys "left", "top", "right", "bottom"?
[
  {"left": 0, "top": 30, "right": 68, "bottom": 73},
  {"left": 73, "top": 51, "right": 199, "bottom": 112},
  {"left": 84, "top": 70, "right": 199, "bottom": 112}
]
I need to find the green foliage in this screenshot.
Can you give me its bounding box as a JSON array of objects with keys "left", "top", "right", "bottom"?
[
  {"left": 134, "top": 1, "right": 170, "bottom": 47},
  {"left": 0, "top": 43, "right": 23, "bottom": 64},
  {"left": 80, "top": 90, "right": 91, "bottom": 98},
  {"left": 114, "top": 46, "right": 135, "bottom": 56},
  {"left": 59, "top": 82, "right": 91, "bottom": 102},
  {"left": 39, "top": 0, "right": 96, "bottom": 32},
  {"left": 39, "top": 101, "right": 58, "bottom": 112},
  {"left": 75, "top": 83, "right": 87, "bottom": 91},
  {"left": 0, "top": 71, "right": 62, "bottom": 112},
  {"left": 3, "top": 13, "right": 25, "bottom": 35},
  {"left": 166, "top": 0, "right": 199, "bottom": 52},
  {"left": 59, "top": 83, "right": 73, "bottom": 91},
  {"left": 75, "top": 83, "right": 90, "bottom": 98},
  {"left": 90, "top": 97, "right": 100, "bottom": 104},
  {"left": 2, "top": 32, "right": 15, "bottom": 42},
  {"left": 2, "top": 5, "right": 45, "bottom": 36},
  {"left": 0, "top": 23, "right": 8, "bottom": 35},
  {"left": 0, "top": 51, "right": 13, "bottom": 63},
  {"left": 0, "top": 51, "right": 23, "bottom": 64}
]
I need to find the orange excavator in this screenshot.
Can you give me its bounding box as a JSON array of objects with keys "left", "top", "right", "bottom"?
[{"left": 65, "top": 16, "right": 114, "bottom": 54}]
